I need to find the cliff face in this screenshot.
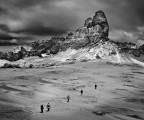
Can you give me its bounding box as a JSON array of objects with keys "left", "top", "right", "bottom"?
[
  {"left": 0, "top": 10, "right": 110, "bottom": 62},
  {"left": 76, "top": 10, "right": 109, "bottom": 39},
  {"left": 33, "top": 10, "right": 110, "bottom": 53},
  {"left": 0, "top": 10, "right": 144, "bottom": 67},
  {"left": 92, "top": 10, "right": 109, "bottom": 37}
]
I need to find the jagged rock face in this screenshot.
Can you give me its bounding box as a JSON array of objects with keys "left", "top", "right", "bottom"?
[
  {"left": 30, "top": 37, "right": 65, "bottom": 55},
  {"left": 93, "top": 25, "right": 103, "bottom": 35},
  {"left": 0, "top": 46, "right": 27, "bottom": 61},
  {"left": 75, "top": 27, "right": 88, "bottom": 38},
  {"left": 84, "top": 17, "right": 93, "bottom": 28},
  {"left": 61, "top": 37, "right": 90, "bottom": 51},
  {"left": 92, "top": 10, "right": 109, "bottom": 37},
  {"left": 75, "top": 10, "right": 109, "bottom": 38},
  {"left": 139, "top": 44, "right": 144, "bottom": 54}
]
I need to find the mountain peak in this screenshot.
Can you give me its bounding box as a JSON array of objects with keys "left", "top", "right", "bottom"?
[
  {"left": 92, "top": 10, "right": 109, "bottom": 37},
  {"left": 75, "top": 10, "right": 109, "bottom": 40}
]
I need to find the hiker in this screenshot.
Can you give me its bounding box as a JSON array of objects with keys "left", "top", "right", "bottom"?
[
  {"left": 47, "top": 103, "right": 51, "bottom": 112},
  {"left": 80, "top": 89, "right": 83, "bottom": 96},
  {"left": 67, "top": 95, "right": 70, "bottom": 102},
  {"left": 40, "top": 104, "right": 44, "bottom": 113},
  {"left": 95, "top": 84, "right": 97, "bottom": 89}
]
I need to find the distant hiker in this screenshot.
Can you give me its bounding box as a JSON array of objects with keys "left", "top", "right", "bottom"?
[
  {"left": 67, "top": 95, "right": 70, "bottom": 102},
  {"left": 40, "top": 104, "right": 44, "bottom": 113},
  {"left": 80, "top": 89, "right": 83, "bottom": 96},
  {"left": 95, "top": 84, "right": 97, "bottom": 89},
  {"left": 47, "top": 103, "right": 51, "bottom": 112}
]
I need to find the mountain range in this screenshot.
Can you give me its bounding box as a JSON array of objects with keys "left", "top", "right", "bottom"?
[{"left": 0, "top": 10, "right": 144, "bottom": 68}]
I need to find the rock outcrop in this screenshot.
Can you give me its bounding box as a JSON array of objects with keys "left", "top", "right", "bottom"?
[
  {"left": 84, "top": 17, "right": 93, "bottom": 28},
  {"left": 92, "top": 10, "right": 109, "bottom": 37},
  {"left": 75, "top": 10, "right": 109, "bottom": 41},
  {"left": 0, "top": 46, "right": 27, "bottom": 61},
  {"left": 30, "top": 37, "right": 65, "bottom": 55}
]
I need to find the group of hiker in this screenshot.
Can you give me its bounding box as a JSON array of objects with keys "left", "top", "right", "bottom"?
[
  {"left": 67, "top": 89, "right": 83, "bottom": 102},
  {"left": 40, "top": 103, "right": 51, "bottom": 113},
  {"left": 40, "top": 84, "right": 97, "bottom": 113}
]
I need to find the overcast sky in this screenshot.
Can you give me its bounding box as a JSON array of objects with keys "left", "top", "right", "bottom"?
[{"left": 0, "top": 0, "right": 144, "bottom": 45}]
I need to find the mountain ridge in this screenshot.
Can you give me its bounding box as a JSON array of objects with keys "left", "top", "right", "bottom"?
[{"left": 0, "top": 10, "right": 144, "bottom": 68}]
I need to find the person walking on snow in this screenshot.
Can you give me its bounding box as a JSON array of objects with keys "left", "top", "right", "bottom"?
[
  {"left": 80, "top": 89, "right": 83, "bottom": 96},
  {"left": 40, "top": 104, "right": 44, "bottom": 113},
  {"left": 67, "top": 95, "right": 70, "bottom": 102},
  {"left": 95, "top": 84, "right": 97, "bottom": 89},
  {"left": 47, "top": 103, "right": 51, "bottom": 112}
]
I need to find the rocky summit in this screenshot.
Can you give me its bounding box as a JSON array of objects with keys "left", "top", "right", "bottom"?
[
  {"left": 76, "top": 10, "right": 109, "bottom": 39},
  {"left": 92, "top": 10, "right": 109, "bottom": 37},
  {"left": 0, "top": 10, "right": 144, "bottom": 68}
]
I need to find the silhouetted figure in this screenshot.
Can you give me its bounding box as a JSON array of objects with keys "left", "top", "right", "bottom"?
[
  {"left": 40, "top": 105, "right": 44, "bottom": 113},
  {"left": 95, "top": 84, "right": 97, "bottom": 89},
  {"left": 80, "top": 90, "right": 83, "bottom": 96},
  {"left": 47, "top": 103, "right": 51, "bottom": 112},
  {"left": 67, "top": 95, "right": 70, "bottom": 102}
]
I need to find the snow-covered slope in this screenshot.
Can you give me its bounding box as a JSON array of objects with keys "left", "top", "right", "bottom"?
[
  {"left": 53, "top": 41, "right": 144, "bottom": 66},
  {"left": 0, "top": 60, "right": 10, "bottom": 67}
]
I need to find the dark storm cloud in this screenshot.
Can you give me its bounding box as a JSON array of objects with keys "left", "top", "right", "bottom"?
[
  {"left": 0, "top": 24, "right": 12, "bottom": 40},
  {"left": 99, "top": 0, "right": 144, "bottom": 30},
  {"left": 0, "top": 24, "right": 9, "bottom": 32},
  {"left": 0, "top": 0, "right": 79, "bottom": 43},
  {"left": 0, "top": 0, "right": 78, "bottom": 34},
  {"left": 0, "top": 0, "right": 144, "bottom": 45},
  {"left": 17, "top": 25, "right": 68, "bottom": 36},
  {"left": 0, "top": 29, "right": 13, "bottom": 40},
  {"left": 0, "top": 7, "right": 8, "bottom": 15},
  {"left": 0, "top": 28, "right": 32, "bottom": 41},
  {"left": 0, "top": 0, "right": 52, "bottom": 9},
  {"left": 127, "top": 0, "right": 144, "bottom": 22},
  {"left": 0, "top": 24, "right": 32, "bottom": 44},
  {"left": 98, "top": 0, "right": 144, "bottom": 45}
]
